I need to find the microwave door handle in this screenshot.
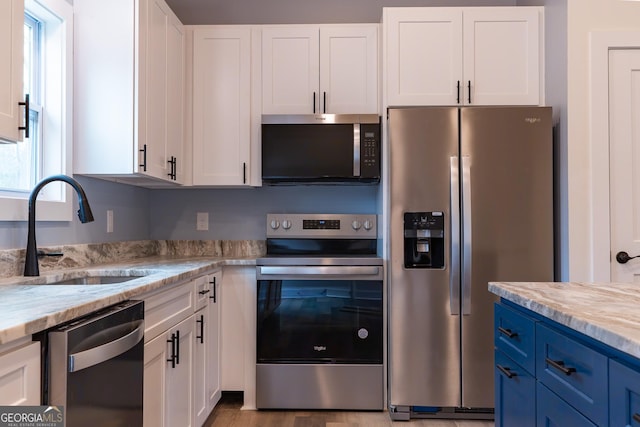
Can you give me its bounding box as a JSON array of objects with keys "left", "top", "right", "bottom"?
[{"left": 353, "top": 123, "right": 361, "bottom": 177}]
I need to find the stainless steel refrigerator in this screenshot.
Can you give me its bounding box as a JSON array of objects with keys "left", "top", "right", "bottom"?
[{"left": 387, "top": 106, "right": 554, "bottom": 420}]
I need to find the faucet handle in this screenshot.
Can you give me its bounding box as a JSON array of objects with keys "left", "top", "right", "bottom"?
[{"left": 37, "top": 250, "right": 64, "bottom": 258}]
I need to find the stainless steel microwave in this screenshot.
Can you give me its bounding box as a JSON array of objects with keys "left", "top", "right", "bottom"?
[{"left": 261, "top": 114, "right": 381, "bottom": 184}]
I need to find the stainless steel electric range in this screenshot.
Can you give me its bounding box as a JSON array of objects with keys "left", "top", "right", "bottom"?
[{"left": 256, "top": 213, "right": 384, "bottom": 410}]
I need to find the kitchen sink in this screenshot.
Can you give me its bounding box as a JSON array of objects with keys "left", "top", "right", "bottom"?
[{"left": 45, "top": 275, "right": 143, "bottom": 285}]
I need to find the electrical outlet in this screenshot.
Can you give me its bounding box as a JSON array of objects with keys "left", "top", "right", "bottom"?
[
  {"left": 196, "top": 212, "right": 209, "bottom": 231},
  {"left": 107, "top": 210, "right": 114, "bottom": 233}
]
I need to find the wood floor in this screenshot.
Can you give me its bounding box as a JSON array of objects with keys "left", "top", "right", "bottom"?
[{"left": 203, "top": 393, "right": 495, "bottom": 427}]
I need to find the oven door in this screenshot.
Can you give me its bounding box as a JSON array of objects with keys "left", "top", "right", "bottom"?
[{"left": 256, "top": 265, "right": 383, "bottom": 364}]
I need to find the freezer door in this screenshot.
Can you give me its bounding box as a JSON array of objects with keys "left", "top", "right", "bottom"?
[
  {"left": 459, "top": 106, "right": 554, "bottom": 408},
  {"left": 388, "top": 107, "right": 461, "bottom": 407}
]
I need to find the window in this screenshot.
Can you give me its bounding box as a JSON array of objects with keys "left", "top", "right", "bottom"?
[{"left": 0, "top": 0, "right": 73, "bottom": 221}]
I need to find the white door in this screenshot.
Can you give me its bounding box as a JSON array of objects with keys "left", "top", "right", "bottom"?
[
  {"left": 609, "top": 49, "right": 640, "bottom": 282},
  {"left": 0, "top": 0, "right": 24, "bottom": 142}
]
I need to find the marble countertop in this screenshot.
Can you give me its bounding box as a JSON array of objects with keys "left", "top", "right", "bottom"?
[
  {"left": 0, "top": 256, "right": 256, "bottom": 345},
  {"left": 489, "top": 281, "right": 640, "bottom": 360}
]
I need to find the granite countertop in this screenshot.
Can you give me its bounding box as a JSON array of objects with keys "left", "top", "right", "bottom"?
[
  {"left": 0, "top": 256, "right": 256, "bottom": 345},
  {"left": 489, "top": 281, "right": 640, "bottom": 360}
]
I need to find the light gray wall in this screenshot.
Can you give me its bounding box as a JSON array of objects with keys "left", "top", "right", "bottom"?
[
  {"left": 148, "top": 185, "right": 379, "bottom": 241},
  {"left": 0, "top": 176, "right": 150, "bottom": 250},
  {"left": 165, "top": 0, "right": 517, "bottom": 24}
]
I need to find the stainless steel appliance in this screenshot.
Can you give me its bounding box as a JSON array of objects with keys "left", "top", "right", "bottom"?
[
  {"left": 261, "top": 114, "right": 381, "bottom": 184},
  {"left": 256, "top": 213, "right": 384, "bottom": 410},
  {"left": 45, "top": 300, "right": 144, "bottom": 426},
  {"left": 387, "top": 106, "right": 554, "bottom": 420}
]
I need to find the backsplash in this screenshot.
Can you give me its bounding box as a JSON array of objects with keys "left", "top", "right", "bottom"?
[{"left": 0, "top": 239, "right": 265, "bottom": 278}]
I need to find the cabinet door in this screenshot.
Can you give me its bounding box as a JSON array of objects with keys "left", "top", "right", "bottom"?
[
  {"left": 192, "top": 27, "right": 251, "bottom": 186},
  {"left": 494, "top": 350, "right": 535, "bottom": 427},
  {"left": 262, "top": 26, "right": 320, "bottom": 114},
  {"left": 206, "top": 271, "right": 222, "bottom": 411},
  {"left": 166, "top": 316, "right": 195, "bottom": 427},
  {"left": 0, "top": 0, "right": 24, "bottom": 142},
  {"left": 463, "top": 7, "right": 540, "bottom": 105},
  {"left": 144, "top": 333, "right": 168, "bottom": 427},
  {"left": 536, "top": 383, "right": 597, "bottom": 427},
  {"left": 610, "top": 359, "right": 640, "bottom": 427},
  {"left": 384, "top": 7, "right": 462, "bottom": 106},
  {"left": 166, "top": 10, "right": 185, "bottom": 183},
  {"left": 0, "top": 341, "right": 40, "bottom": 405},
  {"left": 193, "top": 308, "right": 209, "bottom": 426},
  {"left": 142, "top": 0, "right": 184, "bottom": 182},
  {"left": 319, "top": 25, "right": 378, "bottom": 114}
]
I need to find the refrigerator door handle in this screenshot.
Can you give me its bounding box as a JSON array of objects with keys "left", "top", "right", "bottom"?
[
  {"left": 450, "top": 156, "right": 460, "bottom": 316},
  {"left": 461, "top": 155, "right": 472, "bottom": 315}
]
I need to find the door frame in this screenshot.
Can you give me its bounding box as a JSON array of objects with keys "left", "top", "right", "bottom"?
[{"left": 590, "top": 31, "right": 640, "bottom": 281}]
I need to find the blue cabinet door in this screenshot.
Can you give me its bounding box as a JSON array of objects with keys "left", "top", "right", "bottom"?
[
  {"left": 495, "top": 350, "right": 535, "bottom": 427},
  {"left": 537, "top": 383, "right": 597, "bottom": 427},
  {"left": 610, "top": 359, "right": 640, "bottom": 427}
]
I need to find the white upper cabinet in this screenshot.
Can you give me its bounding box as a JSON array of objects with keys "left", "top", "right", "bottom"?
[
  {"left": 74, "top": 0, "right": 186, "bottom": 186},
  {"left": 262, "top": 24, "right": 379, "bottom": 114},
  {"left": 384, "top": 7, "right": 541, "bottom": 106},
  {"left": 191, "top": 26, "right": 252, "bottom": 186},
  {"left": 0, "top": 0, "right": 25, "bottom": 142}
]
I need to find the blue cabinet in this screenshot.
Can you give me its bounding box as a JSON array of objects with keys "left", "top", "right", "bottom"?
[
  {"left": 610, "top": 359, "right": 640, "bottom": 426},
  {"left": 495, "top": 300, "right": 640, "bottom": 427}
]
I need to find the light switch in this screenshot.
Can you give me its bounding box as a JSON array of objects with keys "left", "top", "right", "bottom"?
[
  {"left": 107, "top": 210, "right": 114, "bottom": 233},
  {"left": 196, "top": 212, "right": 209, "bottom": 231}
]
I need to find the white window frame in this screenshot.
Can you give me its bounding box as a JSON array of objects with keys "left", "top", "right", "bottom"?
[{"left": 0, "top": 0, "right": 73, "bottom": 221}]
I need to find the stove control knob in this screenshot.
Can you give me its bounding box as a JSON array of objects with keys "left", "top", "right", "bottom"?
[
  {"left": 270, "top": 219, "right": 280, "bottom": 230},
  {"left": 363, "top": 219, "right": 373, "bottom": 231},
  {"left": 352, "top": 220, "right": 362, "bottom": 230},
  {"left": 282, "top": 220, "right": 292, "bottom": 230}
]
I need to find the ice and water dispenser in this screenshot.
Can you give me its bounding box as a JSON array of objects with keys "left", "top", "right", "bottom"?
[{"left": 404, "top": 212, "right": 445, "bottom": 269}]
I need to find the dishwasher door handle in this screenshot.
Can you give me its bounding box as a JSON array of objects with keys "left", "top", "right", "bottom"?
[{"left": 69, "top": 320, "right": 144, "bottom": 372}]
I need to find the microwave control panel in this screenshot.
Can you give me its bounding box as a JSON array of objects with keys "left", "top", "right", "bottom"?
[{"left": 360, "top": 123, "right": 380, "bottom": 179}]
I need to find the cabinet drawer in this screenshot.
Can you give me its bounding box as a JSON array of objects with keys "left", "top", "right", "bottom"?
[
  {"left": 536, "top": 323, "right": 608, "bottom": 426},
  {"left": 610, "top": 359, "right": 640, "bottom": 426},
  {"left": 495, "top": 303, "right": 536, "bottom": 375},
  {"left": 494, "top": 350, "right": 535, "bottom": 427},
  {"left": 143, "top": 280, "right": 195, "bottom": 342},
  {"left": 536, "top": 383, "right": 597, "bottom": 427},
  {"left": 194, "top": 275, "right": 211, "bottom": 311}
]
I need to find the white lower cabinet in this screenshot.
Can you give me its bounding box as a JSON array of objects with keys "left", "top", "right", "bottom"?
[
  {"left": 0, "top": 339, "right": 40, "bottom": 405},
  {"left": 143, "top": 271, "right": 221, "bottom": 427}
]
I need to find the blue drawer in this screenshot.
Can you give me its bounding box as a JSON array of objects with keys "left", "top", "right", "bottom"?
[
  {"left": 495, "top": 350, "right": 536, "bottom": 427},
  {"left": 495, "top": 303, "right": 536, "bottom": 375},
  {"left": 536, "top": 323, "right": 608, "bottom": 426},
  {"left": 610, "top": 359, "right": 640, "bottom": 426},
  {"left": 537, "top": 383, "right": 597, "bottom": 427}
]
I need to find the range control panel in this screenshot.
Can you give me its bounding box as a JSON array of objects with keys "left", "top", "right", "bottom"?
[{"left": 266, "top": 214, "right": 377, "bottom": 239}]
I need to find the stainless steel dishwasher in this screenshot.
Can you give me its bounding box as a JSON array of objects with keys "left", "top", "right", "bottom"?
[{"left": 45, "top": 300, "right": 144, "bottom": 427}]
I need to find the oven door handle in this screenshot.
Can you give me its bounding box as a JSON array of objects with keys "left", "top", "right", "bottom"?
[
  {"left": 68, "top": 320, "right": 144, "bottom": 373},
  {"left": 258, "top": 266, "right": 380, "bottom": 276}
]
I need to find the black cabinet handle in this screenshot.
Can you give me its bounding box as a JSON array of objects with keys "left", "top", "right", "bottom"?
[
  {"left": 199, "top": 289, "right": 210, "bottom": 296},
  {"left": 616, "top": 251, "right": 640, "bottom": 264},
  {"left": 243, "top": 162, "right": 246, "bottom": 184},
  {"left": 496, "top": 364, "right": 517, "bottom": 379},
  {"left": 323, "top": 91, "right": 327, "bottom": 113},
  {"left": 633, "top": 413, "right": 640, "bottom": 423},
  {"left": 209, "top": 277, "right": 217, "bottom": 303},
  {"left": 456, "top": 81, "right": 461, "bottom": 104},
  {"left": 18, "top": 94, "right": 30, "bottom": 138},
  {"left": 167, "top": 333, "right": 177, "bottom": 368},
  {"left": 545, "top": 358, "right": 576, "bottom": 376},
  {"left": 467, "top": 80, "right": 472, "bottom": 104},
  {"left": 167, "top": 156, "right": 176, "bottom": 180},
  {"left": 196, "top": 314, "right": 204, "bottom": 344},
  {"left": 139, "top": 144, "right": 147, "bottom": 171},
  {"left": 498, "top": 327, "right": 518, "bottom": 339},
  {"left": 313, "top": 91, "right": 316, "bottom": 114},
  {"left": 175, "top": 330, "right": 180, "bottom": 365}
]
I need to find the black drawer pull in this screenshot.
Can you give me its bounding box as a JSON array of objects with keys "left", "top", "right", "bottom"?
[
  {"left": 497, "top": 364, "right": 517, "bottom": 379},
  {"left": 498, "top": 326, "right": 518, "bottom": 338},
  {"left": 633, "top": 413, "right": 640, "bottom": 423},
  {"left": 199, "top": 289, "right": 210, "bottom": 295},
  {"left": 545, "top": 358, "right": 576, "bottom": 375}
]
